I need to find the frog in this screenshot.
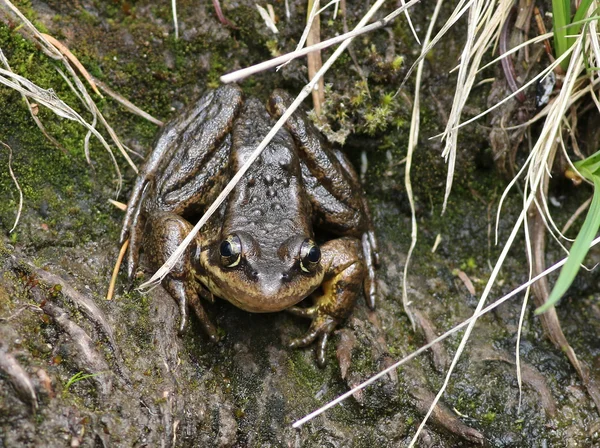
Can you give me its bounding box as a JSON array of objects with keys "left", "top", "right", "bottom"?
[{"left": 120, "top": 84, "right": 379, "bottom": 366}]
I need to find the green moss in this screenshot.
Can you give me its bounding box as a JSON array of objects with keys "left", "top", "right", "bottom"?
[{"left": 482, "top": 411, "right": 496, "bottom": 423}]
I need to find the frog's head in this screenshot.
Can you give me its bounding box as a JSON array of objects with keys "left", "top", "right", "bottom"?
[{"left": 199, "top": 232, "right": 325, "bottom": 313}]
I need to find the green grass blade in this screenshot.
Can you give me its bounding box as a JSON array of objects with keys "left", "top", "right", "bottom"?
[
  {"left": 575, "top": 148, "right": 600, "bottom": 174},
  {"left": 572, "top": 0, "right": 594, "bottom": 30},
  {"left": 536, "top": 173, "right": 600, "bottom": 314},
  {"left": 64, "top": 371, "right": 102, "bottom": 391},
  {"left": 552, "top": 0, "right": 571, "bottom": 71}
]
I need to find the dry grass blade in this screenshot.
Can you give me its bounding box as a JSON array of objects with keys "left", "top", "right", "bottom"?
[
  {"left": 171, "top": 0, "right": 179, "bottom": 39},
  {"left": 399, "top": 0, "right": 421, "bottom": 44},
  {"left": 1, "top": 0, "right": 61, "bottom": 59},
  {"left": 1, "top": 0, "right": 139, "bottom": 184},
  {"left": 107, "top": 239, "right": 129, "bottom": 301},
  {"left": 108, "top": 199, "right": 128, "bottom": 211},
  {"left": 409, "top": 5, "right": 587, "bottom": 445},
  {"left": 0, "top": 67, "right": 124, "bottom": 185},
  {"left": 277, "top": 0, "right": 340, "bottom": 110},
  {"left": 561, "top": 197, "right": 591, "bottom": 234},
  {"left": 92, "top": 78, "right": 163, "bottom": 127},
  {"left": 0, "top": 48, "right": 67, "bottom": 154},
  {"left": 276, "top": 0, "right": 339, "bottom": 71},
  {"left": 516, "top": 184, "right": 534, "bottom": 412},
  {"left": 396, "top": 0, "right": 473, "bottom": 93},
  {"left": 256, "top": 4, "right": 279, "bottom": 33},
  {"left": 1, "top": 141, "right": 23, "bottom": 233},
  {"left": 55, "top": 66, "right": 138, "bottom": 178},
  {"left": 438, "top": 0, "right": 512, "bottom": 213},
  {"left": 41, "top": 33, "right": 102, "bottom": 97},
  {"left": 141, "top": 0, "right": 400, "bottom": 291}
]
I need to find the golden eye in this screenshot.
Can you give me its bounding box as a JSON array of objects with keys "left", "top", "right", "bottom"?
[
  {"left": 219, "top": 234, "right": 242, "bottom": 268},
  {"left": 299, "top": 239, "right": 321, "bottom": 273}
]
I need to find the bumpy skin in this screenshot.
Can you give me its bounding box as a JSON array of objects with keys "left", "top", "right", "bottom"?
[{"left": 120, "top": 85, "right": 379, "bottom": 366}]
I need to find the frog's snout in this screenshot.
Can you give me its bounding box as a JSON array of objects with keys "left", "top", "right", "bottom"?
[
  {"left": 257, "top": 274, "right": 286, "bottom": 298},
  {"left": 229, "top": 269, "right": 319, "bottom": 313}
]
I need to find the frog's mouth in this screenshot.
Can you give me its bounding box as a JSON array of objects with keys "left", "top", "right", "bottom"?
[
  {"left": 200, "top": 271, "right": 324, "bottom": 313},
  {"left": 233, "top": 281, "right": 320, "bottom": 313}
]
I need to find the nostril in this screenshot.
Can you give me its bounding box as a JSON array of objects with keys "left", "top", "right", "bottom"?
[
  {"left": 252, "top": 271, "right": 259, "bottom": 279},
  {"left": 281, "top": 272, "right": 289, "bottom": 281}
]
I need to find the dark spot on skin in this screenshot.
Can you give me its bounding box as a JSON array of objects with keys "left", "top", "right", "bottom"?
[
  {"left": 252, "top": 208, "right": 263, "bottom": 216},
  {"left": 267, "top": 188, "right": 276, "bottom": 198},
  {"left": 250, "top": 196, "right": 259, "bottom": 203},
  {"left": 272, "top": 203, "right": 282, "bottom": 211},
  {"left": 247, "top": 176, "right": 255, "bottom": 186},
  {"left": 264, "top": 174, "right": 273, "bottom": 185},
  {"left": 281, "top": 178, "right": 290, "bottom": 187}
]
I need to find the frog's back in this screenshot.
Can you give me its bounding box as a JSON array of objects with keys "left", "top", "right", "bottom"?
[{"left": 222, "top": 98, "right": 313, "bottom": 246}]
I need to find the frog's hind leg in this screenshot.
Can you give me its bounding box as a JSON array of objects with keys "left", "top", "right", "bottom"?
[
  {"left": 145, "top": 212, "right": 218, "bottom": 341},
  {"left": 288, "top": 237, "right": 365, "bottom": 367}
]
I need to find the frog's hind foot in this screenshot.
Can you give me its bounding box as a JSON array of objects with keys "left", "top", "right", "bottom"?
[{"left": 288, "top": 310, "right": 338, "bottom": 367}]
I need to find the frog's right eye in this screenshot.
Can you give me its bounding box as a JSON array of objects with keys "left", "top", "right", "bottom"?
[{"left": 219, "top": 235, "right": 242, "bottom": 268}]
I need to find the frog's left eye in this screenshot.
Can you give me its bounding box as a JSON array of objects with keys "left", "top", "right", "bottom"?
[
  {"left": 299, "top": 239, "right": 321, "bottom": 273},
  {"left": 220, "top": 235, "right": 242, "bottom": 268}
]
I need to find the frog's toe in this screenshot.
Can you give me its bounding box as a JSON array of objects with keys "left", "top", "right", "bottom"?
[
  {"left": 188, "top": 292, "right": 219, "bottom": 342},
  {"left": 162, "top": 279, "right": 189, "bottom": 335},
  {"left": 361, "top": 232, "right": 378, "bottom": 310},
  {"left": 289, "top": 314, "right": 338, "bottom": 366},
  {"left": 287, "top": 305, "right": 317, "bottom": 318},
  {"left": 289, "top": 327, "right": 319, "bottom": 348},
  {"left": 196, "top": 283, "right": 215, "bottom": 304},
  {"left": 177, "top": 313, "right": 187, "bottom": 335},
  {"left": 125, "top": 244, "right": 139, "bottom": 283},
  {"left": 364, "top": 275, "right": 377, "bottom": 310},
  {"left": 316, "top": 333, "right": 329, "bottom": 368}
]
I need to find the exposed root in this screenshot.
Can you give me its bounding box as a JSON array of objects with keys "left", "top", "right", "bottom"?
[
  {"left": 0, "top": 345, "right": 38, "bottom": 411},
  {"left": 413, "top": 310, "right": 449, "bottom": 372},
  {"left": 410, "top": 385, "right": 485, "bottom": 445},
  {"left": 27, "top": 263, "right": 129, "bottom": 382},
  {"left": 42, "top": 300, "right": 112, "bottom": 396},
  {"left": 474, "top": 348, "right": 557, "bottom": 418}
]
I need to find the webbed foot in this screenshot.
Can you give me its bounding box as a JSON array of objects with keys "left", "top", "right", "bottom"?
[{"left": 289, "top": 306, "right": 339, "bottom": 367}]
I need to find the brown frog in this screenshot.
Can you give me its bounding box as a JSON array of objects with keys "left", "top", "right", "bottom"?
[{"left": 120, "top": 85, "right": 379, "bottom": 366}]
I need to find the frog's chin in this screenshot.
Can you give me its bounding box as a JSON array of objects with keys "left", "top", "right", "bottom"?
[
  {"left": 200, "top": 274, "right": 323, "bottom": 313},
  {"left": 222, "top": 285, "right": 318, "bottom": 313}
]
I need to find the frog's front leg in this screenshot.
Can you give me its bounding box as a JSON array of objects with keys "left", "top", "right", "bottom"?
[
  {"left": 288, "top": 237, "right": 366, "bottom": 367},
  {"left": 145, "top": 211, "right": 218, "bottom": 340}
]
